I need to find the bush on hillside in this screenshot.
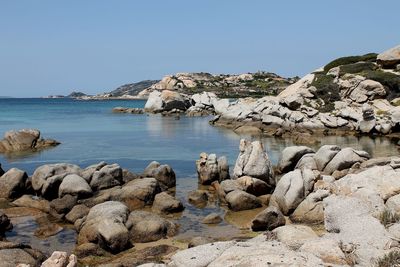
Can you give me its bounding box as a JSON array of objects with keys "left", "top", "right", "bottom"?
[
  {"left": 338, "top": 62, "right": 378, "bottom": 76},
  {"left": 324, "top": 53, "right": 378, "bottom": 72},
  {"left": 311, "top": 73, "right": 341, "bottom": 112},
  {"left": 361, "top": 70, "right": 400, "bottom": 100}
]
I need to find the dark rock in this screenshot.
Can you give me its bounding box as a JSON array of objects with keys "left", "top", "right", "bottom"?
[
  {"left": 251, "top": 206, "right": 286, "bottom": 231},
  {"left": 0, "top": 211, "right": 12, "bottom": 233},
  {"left": 90, "top": 164, "right": 123, "bottom": 191},
  {"left": 225, "top": 190, "right": 262, "bottom": 211},
  {"left": 188, "top": 236, "right": 213, "bottom": 248},
  {"left": 0, "top": 163, "right": 4, "bottom": 176},
  {"left": 187, "top": 190, "right": 209, "bottom": 207},
  {"left": 73, "top": 242, "right": 110, "bottom": 258},
  {"left": 117, "top": 178, "right": 161, "bottom": 210},
  {"left": 50, "top": 194, "right": 78, "bottom": 215},
  {"left": 122, "top": 169, "right": 139, "bottom": 183},
  {"left": 66, "top": 204, "right": 90, "bottom": 223}
]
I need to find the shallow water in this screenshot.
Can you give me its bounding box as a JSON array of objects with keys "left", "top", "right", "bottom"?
[{"left": 0, "top": 98, "right": 399, "bottom": 253}]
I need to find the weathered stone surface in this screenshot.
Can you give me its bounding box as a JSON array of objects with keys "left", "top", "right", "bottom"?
[
  {"left": 0, "top": 129, "right": 59, "bottom": 153},
  {"left": 12, "top": 195, "right": 50, "bottom": 213},
  {"left": 273, "top": 225, "right": 318, "bottom": 249},
  {"left": 31, "top": 163, "right": 81, "bottom": 199},
  {"left": 270, "top": 168, "right": 318, "bottom": 215},
  {"left": 59, "top": 174, "right": 92, "bottom": 198},
  {"left": 0, "top": 211, "right": 12, "bottom": 233},
  {"left": 80, "top": 161, "right": 107, "bottom": 182},
  {"left": 386, "top": 194, "right": 400, "bottom": 213},
  {"left": 300, "top": 239, "right": 347, "bottom": 265},
  {"left": 323, "top": 147, "right": 370, "bottom": 175},
  {"left": 188, "top": 236, "right": 214, "bottom": 248},
  {"left": 50, "top": 194, "right": 77, "bottom": 215},
  {"left": 202, "top": 213, "right": 223, "bottom": 224},
  {"left": 41, "top": 251, "right": 77, "bottom": 267},
  {"left": 377, "top": 44, "right": 400, "bottom": 68},
  {"left": 235, "top": 176, "right": 270, "bottom": 196},
  {"left": 290, "top": 189, "right": 330, "bottom": 223},
  {"left": 251, "top": 206, "right": 285, "bottom": 231},
  {"left": 196, "top": 153, "right": 229, "bottom": 185},
  {"left": 126, "top": 211, "right": 177, "bottom": 243},
  {"left": 314, "top": 145, "right": 341, "bottom": 171},
  {"left": 144, "top": 90, "right": 190, "bottom": 113},
  {"left": 233, "top": 139, "right": 274, "bottom": 187},
  {"left": 278, "top": 146, "right": 314, "bottom": 173},
  {"left": 143, "top": 161, "right": 176, "bottom": 189},
  {"left": 90, "top": 164, "right": 122, "bottom": 191},
  {"left": 78, "top": 201, "right": 130, "bottom": 253},
  {"left": 117, "top": 178, "right": 161, "bottom": 210},
  {"left": 65, "top": 204, "right": 90, "bottom": 223},
  {"left": 0, "top": 168, "right": 27, "bottom": 199},
  {"left": 187, "top": 190, "right": 209, "bottom": 207},
  {"left": 151, "top": 192, "right": 184, "bottom": 214},
  {"left": 0, "top": 248, "right": 40, "bottom": 267},
  {"left": 225, "top": 190, "right": 261, "bottom": 211}
]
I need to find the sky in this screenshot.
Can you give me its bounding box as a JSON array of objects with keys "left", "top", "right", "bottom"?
[{"left": 0, "top": 1, "right": 399, "bottom": 97}]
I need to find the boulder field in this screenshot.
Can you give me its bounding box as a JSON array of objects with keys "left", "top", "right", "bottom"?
[{"left": 1, "top": 138, "right": 400, "bottom": 265}]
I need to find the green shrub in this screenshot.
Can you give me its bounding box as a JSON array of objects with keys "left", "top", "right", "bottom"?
[
  {"left": 324, "top": 53, "right": 378, "bottom": 72},
  {"left": 338, "top": 62, "right": 378, "bottom": 76},
  {"left": 310, "top": 74, "right": 341, "bottom": 112},
  {"left": 374, "top": 250, "right": 400, "bottom": 267},
  {"left": 361, "top": 70, "right": 400, "bottom": 100}
]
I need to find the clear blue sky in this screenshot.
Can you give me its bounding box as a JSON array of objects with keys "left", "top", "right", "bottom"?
[{"left": 1, "top": 0, "right": 399, "bottom": 97}]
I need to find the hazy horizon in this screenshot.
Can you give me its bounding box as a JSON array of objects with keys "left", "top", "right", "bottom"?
[{"left": 1, "top": 0, "right": 399, "bottom": 97}]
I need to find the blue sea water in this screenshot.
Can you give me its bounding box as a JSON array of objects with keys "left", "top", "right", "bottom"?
[{"left": 0, "top": 98, "right": 399, "bottom": 250}]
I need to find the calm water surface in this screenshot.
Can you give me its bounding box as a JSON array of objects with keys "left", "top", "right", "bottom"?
[{"left": 0, "top": 98, "right": 399, "bottom": 252}]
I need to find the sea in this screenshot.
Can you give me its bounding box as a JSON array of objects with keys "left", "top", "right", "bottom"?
[{"left": 0, "top": 97, "right": 399, "bottom": 253}]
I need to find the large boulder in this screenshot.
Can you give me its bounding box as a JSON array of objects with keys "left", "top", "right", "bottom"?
[
  {"left": 225, "top": 190, "right": 261, "bottom": 211},
  {"left": 143, "top": 161, "right": 176, "bottom": 189},
  {"left": 59, "top": 174, "right": 92, "bottom": 198},
  {"left": 0, "top": 168, "right": 28, "bottom": 199},
  {"left": 78, "top": 201, "right": 130, "bottom": 253},
  {"left": 236, "top": 176, "right": 270, "bottom": 196},
  {"left": 196, "top": 153, "right": 229, "bottom": 185},
  {"left": 270, "top": 168, "right": 319, "bottom": 215},
  {"left": 117, "top": 178, "right": 161, "bottom": 210},
  {"left": 314, "top": 145, "right": 341, "bottom": 171},
  {"left": 323, "top": 147, "right": 370, "bottom": 175},
  {"left": 251, "top": 206, "right": 285, "bottom": 231},
  {"left": 290, "top": 189, "right": 330, "bottom": 223},
  {"left": 0, "top": 129, "right": 59, "bottom": 153},
  {"left": 233, "top": 139, "right": 274, "bottom": 187},
  {"left": 272, "top": 225, "right": 318, "bottom": 249},
  {"left": 277, "top": 146, "right": 314, "bottom": 173},
  {"left": 90, "top": 163, "right": 122, "bottom": 191},
  {"left": 80, "top": 161, "right": 107, "bottom": 182},
  {"left": 31, "top": 163, "right": 81, "bottom": 199},
  {"left": 151, "top": 192, "right": 184, "bottom": 214},
  {"left": 377, "top": 44, "right": 400, "bottom": 68},
  {"left": 126, "top": 211, "right": 177, "bottom": 243},
  {"left": 144, "top": 90, "right": 190, "bottom": 113}
]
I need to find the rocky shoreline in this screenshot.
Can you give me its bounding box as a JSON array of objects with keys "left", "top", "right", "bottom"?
[{"left": 2, "top": 138, "right": 400, "bottom": 266}]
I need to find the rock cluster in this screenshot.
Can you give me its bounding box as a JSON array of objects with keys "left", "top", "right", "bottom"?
[
  {"left": 0, "top": 129, "right": 60, "bottom": 153},
  {"left": 195, "top": 152, "right": 229, "bottom": 185}
]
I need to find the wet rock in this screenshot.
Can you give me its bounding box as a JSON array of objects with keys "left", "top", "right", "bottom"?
[
  {"left": 225, "top": 190, "right": 261, "bottom": 211},
  {"left": 202, "top": 213, "right": 223, "bottom": 224},
  {"left": 73, "top": 242, "right": 110, "bottom": 258},
  {"left": 59, "top": 174, "right": 92, "bottom": 199},
  {"left": 0, "top": 211, "right": 12, "bottom": 233},
  {"left": 112, "top": 107, "right": 144, "bottom": 114},
  {"left": 143, "top": 161, "right": 176, "bottom": 189},
  {"left": 126, "top": 211, "right": 177, "bottom": 243},
  {"left": 66, "top": 204, "right": 90, "bottom": 223},
  {"left": 34, "top": 220, "right": 63, "bottom": 238},
  {"left": 90, "top": 164, "right": 123, "bottom": 191},
  {"left": 273, "top": 225, "right": 318, "bottom": 249},
  {"left": 12, "top": 195, "right": 50, "bottom": 213},
  {"left": 152, "top": 192, "right": 184, "bottom": 214},
  {"left": 233, "top": 139, "right": 274, "bottom": 188},
  {"left": 278, "top": 146, "right": 314, "bottom": 173},
  {"left": 188, "top": 236, "right": 213, "bottom": 248},
  {"left": 118, "top": 178, "right": 161, "bottom": 210},
  {"left": 270, "top": 168, "right": 319, "bottom": 215},
  {"left": 0, "top": 163, "right": 4, "bottom": 176},
  {"left": 31, "top": 163, "right": 81, "bottom": 199},
  {"left": 323, "top": 147, "right": 370, "bottom": 175},
  {"left": 290, "top": 189, "right": 330, "bottom": 223},
  {"left": 0, "top": 129, "right": 59, "bottom": 153},
  {"left": 50, "top": 194, "right": 77, "bottom": 215},
  {"left": 196, "top": 153, "right": 229, "bottom": 185},
  {"left": 0, "top": 248, "right": 40, "bottom": 267},
  {"left": 236, "top": 176, "right": 270, "bottom": 196},
  {"left": 251, "top": 206, "right": 285, "bottom": 231},
  {"left": 0, "top": 168, "right": 28, "bottom": 199},
  {"left": 188, "top": 190, "right": 209, "bottom": 207},
  {"left": 78, "top": 201, "right": 130, "bottom": 253}
]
